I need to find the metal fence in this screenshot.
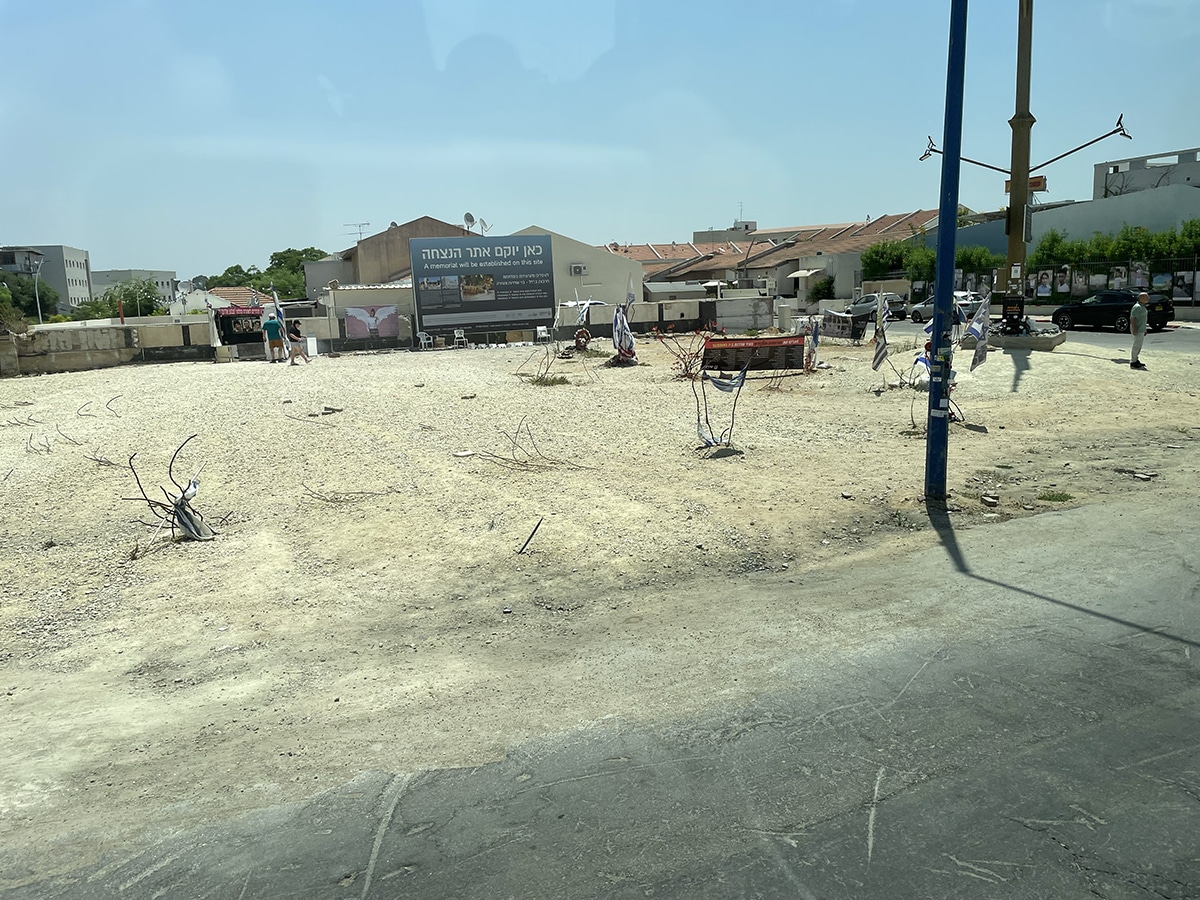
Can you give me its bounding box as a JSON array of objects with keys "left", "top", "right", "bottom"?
[{"left": 1023, "top": 258, "right": 1198, "bottom": 305}]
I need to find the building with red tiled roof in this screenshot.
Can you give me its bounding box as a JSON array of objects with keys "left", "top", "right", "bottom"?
[{"left": 627, "top": 210, "right": 941, "bottom": 305}]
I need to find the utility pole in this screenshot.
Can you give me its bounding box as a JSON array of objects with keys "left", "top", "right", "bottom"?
[
  {"left": 1002, "top": 0, "right": 1035, "bottom": 331},
  {"left": 924, "top": 0, "right": 969, "bottom": 501}
]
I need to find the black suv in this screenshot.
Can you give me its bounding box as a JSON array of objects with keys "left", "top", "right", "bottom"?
[{"left": 1052, "top": 289, "right": 1174, "bottom": 333}]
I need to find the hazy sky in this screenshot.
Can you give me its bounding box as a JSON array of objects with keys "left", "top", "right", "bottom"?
[{"left": 2, "top": 0, "right": 1197, "bottom": 279}]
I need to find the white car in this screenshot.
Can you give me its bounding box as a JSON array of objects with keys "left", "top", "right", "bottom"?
[{"left": 908, "top": 292, "right": 987, "bottom": 323}]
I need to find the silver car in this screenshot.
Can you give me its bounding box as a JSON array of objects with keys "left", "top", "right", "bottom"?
[{"left": 845, "top": 292, "right": 907, "bottom": 322}]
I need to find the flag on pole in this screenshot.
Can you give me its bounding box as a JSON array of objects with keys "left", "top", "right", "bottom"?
[
  {"left": 272, "top": 289, "right": 285, "bottom": 325},
  {"left": 967, "top": 299, "right": 991, "bottom": 371},
  {"left": 871, "top": 292, "right": 890, "bottom": 371},
  {"left": 804, "top": 316, "right": 820, "bottom": 371},
  {"left": 612, "top": 274, "right": 638, "bottom": 363}
]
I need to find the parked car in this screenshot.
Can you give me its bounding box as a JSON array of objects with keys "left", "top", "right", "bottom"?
[
  {"left": 845, "top": 292, "right": 907, "bottom": 321},
  {"left": 907, "top": 291, "right": 987, "bottom": 324},
  {"left": 1052, "top": 289, "right": 1174, "bottom": 332}
]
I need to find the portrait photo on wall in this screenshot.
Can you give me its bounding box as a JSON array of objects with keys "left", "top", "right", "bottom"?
[
  {"left": 1036, "top": 269, "right": 1053, "bottom": 298},
  {"left": 1090, "top": 272, "right": 1108, "bottom": 291},
  {"left": 1110, "top": 265, "right": 1127, "bottom": 289},
  {"left": 1151, "top": 272, "right": 1172, "bottom": 294},
  {"left": 1054, "top": 268, "right": 1070, "bottom": 293},
  {"left": 1072, "top": 269, "right": 1089, "bottom": 296},
  {"left": 1131, "top": 262, "right": 1149, "bottom": 288},
  {"left": 1174, "top": 271, "right": 1197, "bottom": 304}
]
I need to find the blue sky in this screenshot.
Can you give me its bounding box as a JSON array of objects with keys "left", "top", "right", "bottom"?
[{"left": 2, "top": 0, "right": 1197, "bottom": 281}]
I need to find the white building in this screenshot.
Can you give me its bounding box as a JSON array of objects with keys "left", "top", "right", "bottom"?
[
  {"left": 1094, "top": 147, "right": 1200, "bottom": 199},
  {"left": 91, "top": 268, "right": 179, "bottom": 307}
]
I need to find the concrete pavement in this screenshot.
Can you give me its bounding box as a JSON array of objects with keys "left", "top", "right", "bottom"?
[{"left": 5, "top": 497, "right": 1199, "bottom": 899}]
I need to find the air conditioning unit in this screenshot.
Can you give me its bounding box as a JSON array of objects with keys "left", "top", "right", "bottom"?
[{"left": 569, "top": 264, "right": 587, "bottom": 276}]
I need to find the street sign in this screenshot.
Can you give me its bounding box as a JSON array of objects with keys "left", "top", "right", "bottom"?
[{"left": 1004, "top": 175, "right": 1048, "bottom": 193}]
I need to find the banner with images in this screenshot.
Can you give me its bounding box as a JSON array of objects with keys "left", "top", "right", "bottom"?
[
  {"left": 1090, "top": 272, "right": 1109, "bottom": 291},
  {"left": 1110, "top": 266, "right": 1127, "bottom": 289},
  {"left": 410, "top": 235, "right": 554, "bottom": 332},
  {"left": 1151, "top": 272, "right": 1172, "bottom": 295},
  {"left": 1174, "top": 271, "right": 1197, "bottom": 303},
  {"left": 1130, "top": 262, "right": 1149, "bottom": 288},
  {"left": 345, "top": 306, "right": 400, "bottom": 339},
  {"left": 215, "top": 305, "right": 265, "bottom": 344},
  {"left": 1054, "top": 268, "right": 1071, "bottom": 294}
]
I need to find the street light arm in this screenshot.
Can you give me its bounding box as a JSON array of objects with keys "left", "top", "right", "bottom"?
[
  {"left": 919, "top": 136, "right": 1012, "bottom": 175},
  {"left": 1029, "top": 114, "right": 1132, "bottom": 174}
]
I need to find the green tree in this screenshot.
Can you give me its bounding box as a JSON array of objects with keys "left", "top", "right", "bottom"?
[
  {"left": 0, "top": 283, "right": 24, "bottom": 332},
  {"left": 860, "top": 240, "right": 908, "bottom": 280},
  {"left": 0, "top": 271, "right": 60, "bottom": 320},
  {"left": 904, "top": 245, "right": 936, "bottom": 284},
  {"left": 808, "top": 276, "right": 835, "bottom": 302},
  {"left": 955, "top": 245, "right": 1004, "bottom": 276},
  {"left": 80, "top": 277, "right": 164, "bottom": 319},
  {"left": 71, "top": 297, "right": 121, "bottom": 320},
  {"left": 206, "top": 247, "right": 326, "bottom": 299}
]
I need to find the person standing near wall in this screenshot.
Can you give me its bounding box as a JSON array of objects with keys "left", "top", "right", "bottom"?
[
  {"left": 262, "top": 313, "right": 285, "bottom": 363},
  {"left": 1130, "top": 291, "right": 1149, "bottom": 370}
]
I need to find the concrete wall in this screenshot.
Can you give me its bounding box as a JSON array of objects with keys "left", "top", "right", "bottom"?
[
  {"left": 1, "top": 326, "right": 138, "bottom": 376},
  {"left": 1035, "top": 184, "right": 1200, "bottom": 244},
  {"left": 303, "top": 257, "right": 356, "bottom": 300}
]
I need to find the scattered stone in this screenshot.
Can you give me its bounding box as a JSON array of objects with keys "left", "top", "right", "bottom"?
[
  {"left": 502, "top": 606, "right": 512, "bottom": 614},
  {"left": 981, "top": 495, "right": 1000, "bottom": 507},
  {"left": 1134, "top": 473, "right": 1151, "bottom": 481},
  {"left": 453, "top": 451, "right": 475, "bottom": 458},
  {"left": 841, "top": 491, "right": 854, "bottom": 500},
  {"left": 461, "top": 394, "right": 477, "bottom": 400},
  {"left": 1022, "top": 504, "right": 1035, "bottom": 510}
]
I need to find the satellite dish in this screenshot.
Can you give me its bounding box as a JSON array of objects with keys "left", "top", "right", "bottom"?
[
  {"left": 464, "top": 212, "right": 476, "bottom": 231},
  {"left": 479, "top": 218, "right": 492, "bottom": 234}
]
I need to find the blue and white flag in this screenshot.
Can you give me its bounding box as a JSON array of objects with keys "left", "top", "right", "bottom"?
[
  {"left": 272, "top": 289, "right": 286, "bottom": 325},
  {"left": 968, "top": 299, "right": 990, "bottom": 371},
  {"left": 871, "top": 293, "right": 889, "bottom": 371},
  {"left": 703, "top": 365, "right": 747, "bottom": 394},
  {"left": 612, "top": 275, "right": 638, "bottom": 362}
]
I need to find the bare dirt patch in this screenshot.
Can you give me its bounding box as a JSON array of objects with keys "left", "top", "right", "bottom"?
[{"left": 2, "top": 335, "right": 1198, "bottom": 883}]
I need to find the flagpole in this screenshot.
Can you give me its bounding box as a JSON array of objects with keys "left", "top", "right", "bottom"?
[{"left": 925, "top": 0, "right": 969, "bottom": 501}]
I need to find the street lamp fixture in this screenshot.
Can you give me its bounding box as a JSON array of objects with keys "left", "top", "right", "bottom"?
[{"left": 31, "top": 257, "right": 45, "bottom": 325}]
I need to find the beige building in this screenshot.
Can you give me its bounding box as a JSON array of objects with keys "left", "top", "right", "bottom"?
[{"left": 304, "top": 217, "right": 471, "bottom": 299}]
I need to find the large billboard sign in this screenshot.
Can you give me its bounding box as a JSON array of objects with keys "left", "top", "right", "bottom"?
[{"left": 410, "top": 235, "right": 554, "bottom": 332}]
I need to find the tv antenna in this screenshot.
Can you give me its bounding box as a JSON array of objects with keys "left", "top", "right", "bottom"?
[
  {"left": 464, "top": 212, "right": 476, "bottom": 233},
  {"left": 344, "top": 222, "right": 370, "bottom": 241},
  {"left": 479, "top": 217, "right": 492, "bottom": 234}
]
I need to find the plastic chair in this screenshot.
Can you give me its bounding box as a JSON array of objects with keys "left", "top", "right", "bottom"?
[
  {"left": 452, "top": 329, "right": 468, "bottom": 349},
  {"left": 417, "top": 331, "right": 433, "bottom": 350},
  {"left": 535, "top": 325, "right": 551, "bottom": 344}
]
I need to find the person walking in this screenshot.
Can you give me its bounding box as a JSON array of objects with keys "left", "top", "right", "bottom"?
[
  {"left": 1130, "top": 291, "right": 1150, "bottom": 370},
  {"left": 262, "top": 313, "right": 286, "bottom": 363},
  {"left": 287, "top": 319, "right": 311, "bottom": 365}
]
